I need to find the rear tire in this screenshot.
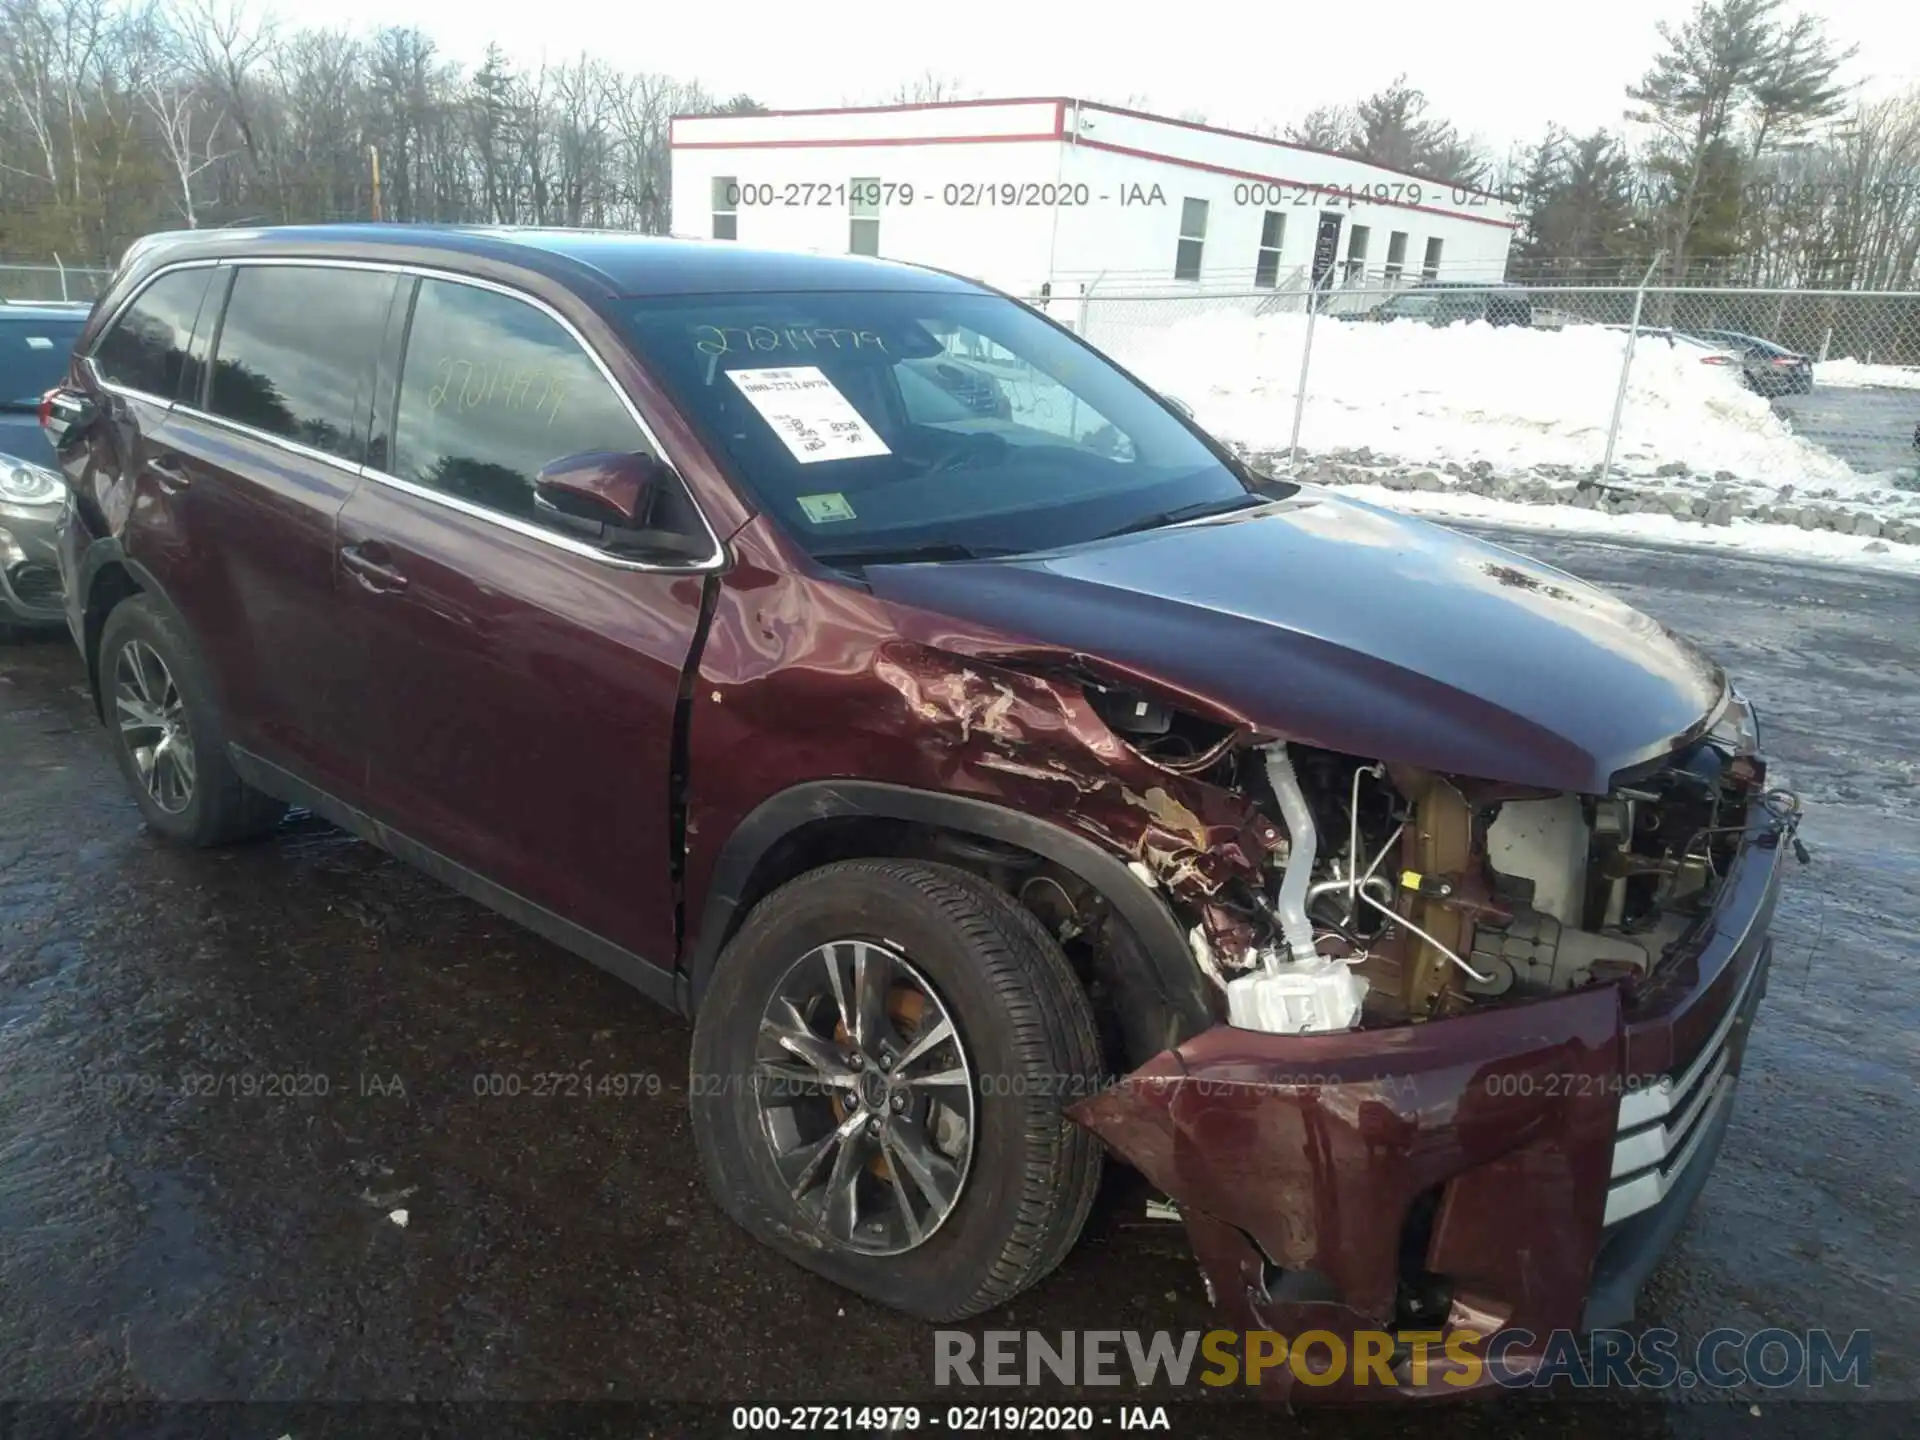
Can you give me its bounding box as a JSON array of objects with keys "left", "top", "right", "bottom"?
[
  {"left": 98, "top": 595, "right": 286, "bottom": 846},
  {"left": 690, "top": 859, "right": 1104, "bottom": 1321}
]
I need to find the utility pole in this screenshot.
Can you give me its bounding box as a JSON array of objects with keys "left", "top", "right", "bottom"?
[{"left": 369, "top": 145, "right": 384, "bottom": 222}]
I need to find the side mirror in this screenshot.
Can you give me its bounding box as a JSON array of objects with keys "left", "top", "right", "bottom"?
[
  {"left": 39, "top": 388, "right": 97, "bottom": 445},
  {"left": 533, "top": 450, "right": 668, "bottom": 529}
]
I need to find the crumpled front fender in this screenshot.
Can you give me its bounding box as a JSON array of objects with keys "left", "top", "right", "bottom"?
[{"left": 1068, "top": 985, "right": 1624, "bottom": 1399}]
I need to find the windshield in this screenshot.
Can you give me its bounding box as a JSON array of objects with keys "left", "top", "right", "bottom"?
[
  {"left": 619, "top": 289, "right": 1263, "bottom": 559},
  {"left": 0, "top": 317, "right": 83, "bottom": 406}
]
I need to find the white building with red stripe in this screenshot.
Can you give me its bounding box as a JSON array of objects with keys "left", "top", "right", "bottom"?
[{"left": 669, "top": 98, "right": 1517, "bottom": 302}]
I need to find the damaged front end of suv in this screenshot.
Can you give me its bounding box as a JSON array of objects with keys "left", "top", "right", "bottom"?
[
  {"left": 1079, "top": 705, "right": 1786, "bottom": 1033},
  {"left": 1053, "top": 693, "right": 1799, "bottom": 1399},
  {"left": 836, "top": 495, "right": 1801, "bottom": 1398}
]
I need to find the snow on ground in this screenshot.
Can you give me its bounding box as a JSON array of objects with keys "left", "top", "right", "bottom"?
[
  {"left": 1330, "top": 482, "right": 1920, "bottom": 576},
  {"left": 1107, "top": 312, "right": 1886, "bottom": 492},
  {"left": 1097, "top": 310, "right": 1920, "bottom": 571},
  {"left": 1815, "top": 357, "right": 1920, "bottom": 391}
]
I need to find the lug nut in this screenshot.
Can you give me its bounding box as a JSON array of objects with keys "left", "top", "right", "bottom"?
[
  {"left": 866, "top": 1120, "right": 880, "bottom": 1138},
  {"left": 848, "top": 1053, "right": 863, "bottom": 1070},
  {"left": 890, "top": 1093, "right": 906, "bottom": 1113}
]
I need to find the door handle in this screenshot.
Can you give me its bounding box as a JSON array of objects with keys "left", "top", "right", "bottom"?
[
  {"left": 340, "top": 543, "right": 410, "bottom": 593},
  {"left": 146, "top": 458, "right": 191, "bottom": 494}
]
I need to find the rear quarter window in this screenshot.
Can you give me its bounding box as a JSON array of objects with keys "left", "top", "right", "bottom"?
[{"left": 91, "top": 268, "right": 214, "bottom": 400}]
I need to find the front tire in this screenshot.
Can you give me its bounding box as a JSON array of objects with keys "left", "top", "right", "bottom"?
[
  {"left": 690, "top": 859, "right": 1104, "bottom": 1321},
  {"left": 98, "top": 595, "right": 286, "bottom": 846}
]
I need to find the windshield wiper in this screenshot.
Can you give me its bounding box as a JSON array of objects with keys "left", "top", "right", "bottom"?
[
  {"left": 1094, "top": 493, "right": 1271, "bottom": 541},
  {"left": 812, "top": 541, "right": 1017, "bottom": 569}
]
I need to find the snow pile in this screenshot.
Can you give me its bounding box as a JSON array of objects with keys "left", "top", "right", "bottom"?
[
  {"left": 1337, "top": 480, "right": 1920, "bottom": 575},
  {"left": 1108, "top": 311, "right": 1865, "bottom": 488},
  {"left": 1815, "top": 357, "right": 1920, "bottom": 391}
]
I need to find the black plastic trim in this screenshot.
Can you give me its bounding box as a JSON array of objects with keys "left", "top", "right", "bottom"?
[
  {"left": 229, "top": 746, "right": 679, "bottom": 1012},
  {"left": 683, "top": 779, "right": 1216, "bottom": 1042},
  {"left": 72, "top": 537, "right": 179, "bottom": 706}
]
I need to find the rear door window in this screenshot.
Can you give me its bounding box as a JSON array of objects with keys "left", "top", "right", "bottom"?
[
  {"left": 207, "top": 265, "right": 399, "bottom": 464},
  {"left": 91, "top": 268, "right": 214, "bottom": 400},
  {"left": 391, "top": 278, "right": 653, "bottom": 529}
]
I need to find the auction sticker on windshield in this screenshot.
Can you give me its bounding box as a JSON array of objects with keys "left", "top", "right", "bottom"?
[{"left": 725, "top": 365, "right": 891, "bottom": 464}]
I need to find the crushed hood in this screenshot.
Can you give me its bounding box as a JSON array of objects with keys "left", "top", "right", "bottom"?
[{"left": 863, "top": 490, "right": 1726, "bottom": 794}]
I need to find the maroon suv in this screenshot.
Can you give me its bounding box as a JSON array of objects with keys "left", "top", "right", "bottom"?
[{"left": 49, "top": 227, "right": 1796, "bottom": 1397}]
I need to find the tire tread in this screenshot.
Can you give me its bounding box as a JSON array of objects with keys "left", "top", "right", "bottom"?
[
  {"left": 692, "top": 858, "right": 1105, "bottom": 1321},
  {"left": 99, "top": 595, "right": 286, "bottom": 846}
]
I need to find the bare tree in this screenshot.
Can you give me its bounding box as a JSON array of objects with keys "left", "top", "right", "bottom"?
[
  {"left": 175, "top": 0, "right": 273, "bottom": 179},
  {"left": 270, "top": 27, "right": 364, "bottom": 223},
  {"left": 142, "top": 74, "right": 229, "bottom": 225},
  {"left": 885, "top": 70, "right": 971, "bottom": 105},
  {"left": 611, "top": 70, "right": 696, "bottom": 233}
]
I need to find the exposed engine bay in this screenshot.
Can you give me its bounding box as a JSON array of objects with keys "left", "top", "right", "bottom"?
[{"left": 1082, "top": 681, "right": 1794, "bottom": 1033}]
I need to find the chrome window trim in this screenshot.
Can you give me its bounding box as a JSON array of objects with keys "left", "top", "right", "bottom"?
[
  {"left": 85, "top": 257, "right": 223, "bottom": 407},
  {"left": 86, "top": 359, "right": 176, "bottom": 413},
  {"left": 85, "top": 253, "right": 729, "bottom": 575},
  {"left": 356, "top": 461, "right": 724, "bottom": 573},
  {"left": 178, "top": 401, "right": 368, "bottom": 479}
]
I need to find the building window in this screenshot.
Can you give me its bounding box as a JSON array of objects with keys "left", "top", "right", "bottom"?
[
  {"left": 1385, "top": 231, "right": 1408, "bottom": 284},
  {"left": 1253, "top": 210, "right": 1285, "bottom": 288},
  {"left": 1174, "top": 197, "right": 1209, "bottom": 281},
  {"left": 849, "top": 177, "right": 880, "bottom": 256},
  {"left": 712, "top": 176, "right": 737, "bottom": 240},
  {"left": 1422, "top": 236, "right": 1444, "bottom": 279},
  {"left": 1343, "top": 224, "right": 1370, "bottom": 282}
]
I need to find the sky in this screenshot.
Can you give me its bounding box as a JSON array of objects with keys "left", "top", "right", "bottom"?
[{"left": 291, "top": 0, "right": 1919, "bottom": 155}]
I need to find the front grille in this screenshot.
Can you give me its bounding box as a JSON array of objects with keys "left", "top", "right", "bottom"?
[{"left": 1603, "top": 952, "right": 1766, "bottom": 1226}]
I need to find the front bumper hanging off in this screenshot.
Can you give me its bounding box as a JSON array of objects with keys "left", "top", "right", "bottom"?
[{"left": 1069, "top": 807, "right": 1787, "bottom": 1400}]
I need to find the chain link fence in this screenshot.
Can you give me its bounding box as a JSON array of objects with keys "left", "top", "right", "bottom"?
[
  {"left": 0, "top": 262, "right": 113, "bottom": 303},
  {"left": 1070, "top": 277, "right": 1920, "bottom": 547}
]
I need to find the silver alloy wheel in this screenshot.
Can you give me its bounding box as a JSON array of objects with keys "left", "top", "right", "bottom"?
[
  {"left": 753, "top": 939, "right": 976, "bottom": 1256},
  {"left": 113, "top": 639, "right": 196, "bottom": 815}
]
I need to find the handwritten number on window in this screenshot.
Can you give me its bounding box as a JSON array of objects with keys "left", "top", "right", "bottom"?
[{"left": 427, "top": 356, "right": 568, "bottom": 425}]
